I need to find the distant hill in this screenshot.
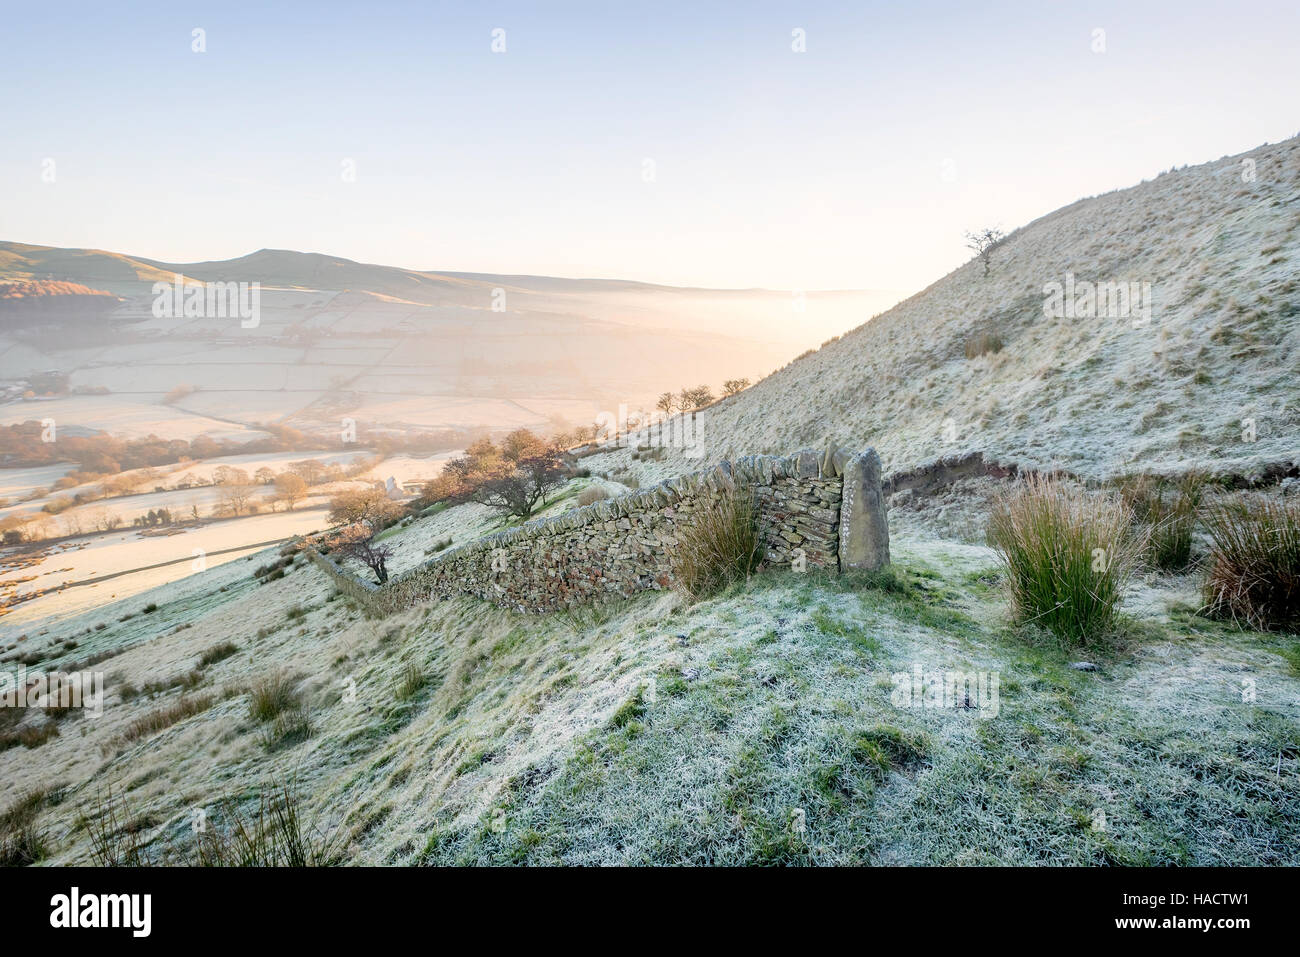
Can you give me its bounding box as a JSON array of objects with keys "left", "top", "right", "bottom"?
[{"left": 0, "top": 242, "right": 897, "bottom": 335}]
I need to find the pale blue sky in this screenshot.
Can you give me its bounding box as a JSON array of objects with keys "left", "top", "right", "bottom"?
[{"left": 3, "top": 0, "right": 1297, "bottom": 292}]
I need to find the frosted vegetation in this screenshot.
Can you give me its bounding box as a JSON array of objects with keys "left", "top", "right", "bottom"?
[{"left": 3, "top": 495, "right": 1297, "bottom": 865}]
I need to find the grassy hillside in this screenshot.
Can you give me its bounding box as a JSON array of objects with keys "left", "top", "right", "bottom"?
[
  {"left": 674, "top": 137, "right": 1300, "bottom": 481},
  {"left": 4, "top": 505, "right": 1297, "bottom": 866}
]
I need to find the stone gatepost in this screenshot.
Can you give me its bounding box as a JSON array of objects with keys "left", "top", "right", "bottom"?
[{"left": 837, "top": 449, "right": 890, "bottom": 571}]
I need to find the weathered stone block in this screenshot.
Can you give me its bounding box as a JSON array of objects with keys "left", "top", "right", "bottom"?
[{"left": 838, "top": 448, "right": 889, "bottom": 571}]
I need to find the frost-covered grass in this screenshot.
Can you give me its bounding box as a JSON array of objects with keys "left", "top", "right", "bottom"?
[
  {"left": 4, "top": 529, "right": 1297, "bottom": 867},
  {"left": 422, "top": 557, "right": 1300, "bottom": 865}
]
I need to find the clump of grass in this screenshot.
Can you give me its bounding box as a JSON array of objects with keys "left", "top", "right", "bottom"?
[
  {"left": 122, "top": 694, "right": 215, "bottom": 743},
  {"left": 455, "top": 748, "right": 496, "bottom": 776},
  {"left": 0, "top": 819, "right": 47, "bottom": 866},
  {"left": 259, "top": 708, "right": 313, "bottom": 751},
  {"left": 285, "top": 605, "right": 308, "bottom": 623},
  {"left": 395, "top": 663, "right": 428, "bottom": 702},
  {"left": 0, "top": 787, "right": 53, "bottom": 866},
  {"left": 856, "top": 724, "right": 929, "bottom": 770},
  {"left": 137, "top": 668, "right": 203, "bottom": 697},
  {"left": 192, "top": 783, "right": 341, "bottom": 866},
  {"left": 249, "top": 672, "right": 300, "bottom": 722},
  {"left": 577, "top": 486, "right": 610, "bottom": 507},
  {"left": 987, "top": 475, "right": 1144, "bottom": 644},
  {"left": 964, "top": 331, "right": 1004, "bottom": 359},
  {"left": 112, "top": 669, "right": 203, "bottom": 707},
  {"left": 1120, "top": 472, "right": 1206, "bottom": 570},
  {"left": 1201, "top": 495, "right": 1300, "bottom": 632},
  {"left": 1, "top": 787, "right": 51, "bottom": 832},
  {"left": 87, "top": 782, "right": 338, "bottom": 866},
  {"left": 0, "top": 719, "right": 60, "bottom": 752},
  {"left": 253, "top": 555, "right": 293, "bottom": 582},
  {"left": 609, "top": 686, "right": 647, "bottom": 729},
  {"left": 671, "top": 490, "right": 761, "bottom": 600},
  {"left": 198, "top": 642, "right": 240, "bottom": 668},
  {"left": 839, "top": 564, "right": 915, "bottom": 596},
  {"left": 85, "top": 788, "right": 152, "bottom": 866}
]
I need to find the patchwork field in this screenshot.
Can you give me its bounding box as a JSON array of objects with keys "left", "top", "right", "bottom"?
[
  {"left": 0, "top": 396, "right": 267, "bottom": 442},
  {"left": 0, "top": 447, "right": 425, "bottom": 632},
  {"left": 1, "top": 509, "right": 336, "bottom": 633}
]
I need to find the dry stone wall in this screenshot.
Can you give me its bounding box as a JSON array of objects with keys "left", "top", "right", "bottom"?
[{"left": 324, "top": 447, "right": 887, "bottom": 615}]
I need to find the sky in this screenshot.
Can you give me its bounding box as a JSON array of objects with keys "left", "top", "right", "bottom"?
[{"left": 2, "top": 0, "right": 1298, "bottom": 294}]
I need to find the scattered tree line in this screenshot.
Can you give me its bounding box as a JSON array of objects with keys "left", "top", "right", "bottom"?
[
  {"left": 654, "top": 379, "right": 750, "bottom": 418},
  {"left": 0, "top": 453, "right": 380, "bottom": 544}
]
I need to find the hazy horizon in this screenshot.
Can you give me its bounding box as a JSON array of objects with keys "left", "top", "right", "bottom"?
[
  {"left": 0, "top": 238, "right": 903, "bottom": 294},
  {"left": 4, "top": 0, "right": 1298, "bottom": 293}
]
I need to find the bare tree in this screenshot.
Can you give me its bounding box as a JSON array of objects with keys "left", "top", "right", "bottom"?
[
  {"left": 722, "top": 378, "right": 751, "bottom": 397},
  {"left": 213, "top": 466, "right": 251, "bottom": 486},
  {"left": 339, "top": 532, "right": 394, "bottom": 584},
  {"left": 680, "top": 385, "right": 715, "bottom": 411},
  {"left": 473, "top": 445, "right": 566, "bottom": 520},
  {"left": 85, "top": 506, "right": 113, "bottom": 532},
  {"left": 289, "top": 459, "right": 326, "bottom": 486},
  {"left": 965, "top": 227, "right": 1006, "bottom": 277}
]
